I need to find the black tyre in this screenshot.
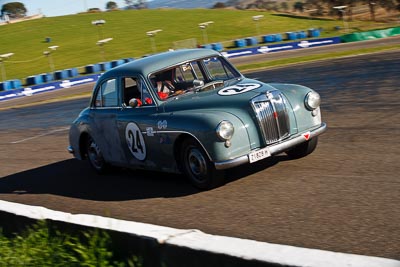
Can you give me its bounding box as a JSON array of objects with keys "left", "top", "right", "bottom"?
[
  {"left": 86, "top": 135, "right": 109, "bottom": 173},
  {"left": 180, "top": 138, "right": 224, "bottom": 190},
  {"left": 286, "top": 137, "right": 318, "bottom": 159}
]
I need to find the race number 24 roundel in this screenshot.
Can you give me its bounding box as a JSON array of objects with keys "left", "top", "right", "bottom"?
[
  {"left": 218, "top": 83, "right": 261, "bottom": 96},
  {"left": 125, "top": 122, "right": 146, "bottom": 161}
]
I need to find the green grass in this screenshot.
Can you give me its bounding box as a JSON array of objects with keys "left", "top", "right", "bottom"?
[
  {"left": 0, "top": 221, "right": 142, "bottom": 267},
  {"left": 0, "top": 9, "right": 398, "bottom": 81}
]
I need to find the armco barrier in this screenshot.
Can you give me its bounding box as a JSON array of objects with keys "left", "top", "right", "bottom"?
[{"left": 0, "top": 200, "right": 399, "bottom": 267}]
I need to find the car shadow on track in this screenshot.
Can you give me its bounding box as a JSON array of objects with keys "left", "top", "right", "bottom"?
[
  {"left": 0, "top": 156, "right": 284, "bottom": 201},
  {"left": 0, "top": 159, "right": 198, "bottom": 200}
]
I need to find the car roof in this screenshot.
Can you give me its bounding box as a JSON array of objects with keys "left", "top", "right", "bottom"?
[{"left": 101, "top": 48, "right": 221, "bottom": 80}]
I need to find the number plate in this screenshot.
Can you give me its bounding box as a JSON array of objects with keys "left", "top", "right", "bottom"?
[{"left": 248, "top": 147, "right": 271, "bottom": 163}]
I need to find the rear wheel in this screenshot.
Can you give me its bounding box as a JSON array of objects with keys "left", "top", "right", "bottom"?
[
  {"left": 180, "top": 138, "right": 224, "bottom": 190},
  {"left": 286, "top": 137, "right": 318, "bottom": 159},
  {"left": 86, "top": 135, "right": 108, "bottom": 173}
]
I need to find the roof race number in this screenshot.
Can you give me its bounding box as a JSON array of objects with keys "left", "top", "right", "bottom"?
[
  {"left": 125, "top": 122, "right": 146, "bottom": 161},
  {"left": 218, "top": 83, "right": 262, "bottom": 96}
]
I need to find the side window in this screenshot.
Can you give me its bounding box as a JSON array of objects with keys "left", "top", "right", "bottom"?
[
  {"left": 190, "top": 61, "right": 204, "bottom": 80},
  {"left": 94, "top": 79, "right": 118, "bottom": 107},
  {"left": 123, "top": 77, "right": 154, "bottom": 107},
  {"left": 203, "top": 57, "right": 235, "bottom": 80}
]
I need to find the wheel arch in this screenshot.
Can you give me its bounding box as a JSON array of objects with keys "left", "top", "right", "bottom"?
[{"left": 173, "top": 133, "right": 212, "bottom": 172}]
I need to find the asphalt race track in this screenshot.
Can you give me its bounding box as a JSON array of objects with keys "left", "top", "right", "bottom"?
[{"left": 0, "top": 50, "right": 399, "bottom": 260}]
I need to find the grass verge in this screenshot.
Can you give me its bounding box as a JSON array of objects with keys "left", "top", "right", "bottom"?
[{"left": 0, "top": 220, "right": 142, "bottom": 267}]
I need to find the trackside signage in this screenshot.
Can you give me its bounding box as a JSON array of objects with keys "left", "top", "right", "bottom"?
[{"left": 222, "top": 37, "right": 341, "bottom": 59}]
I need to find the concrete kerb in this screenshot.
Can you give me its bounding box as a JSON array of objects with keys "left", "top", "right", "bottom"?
[{"left": 0, "top": 200, "right": 399, "bottom": 267}]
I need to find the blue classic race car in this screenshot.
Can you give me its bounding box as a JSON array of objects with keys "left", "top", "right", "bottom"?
[{"left": 68, "top": 49, "right": 326, "bottom": 189}]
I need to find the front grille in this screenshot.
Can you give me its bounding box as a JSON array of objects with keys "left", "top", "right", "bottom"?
[{"left": 251, "top": 91, "right": 290, "bottom": 145}]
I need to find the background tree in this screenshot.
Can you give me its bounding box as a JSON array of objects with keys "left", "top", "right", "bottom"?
[
  {"left": 125, "top": 0, "right": 147, "bottom": 9},
  {"left": 1, "top": 2, "right": 27, "bottom": 18},
  {"left": 281, "top": 2, "right": 289, "bottom": 12},
  {"left": 213, "top": 2, "right": 226, "bottom": 9},
  {"left": 106, "top": 1, "right": 118, "bottom": 11},
  {"left": 361, "top": 0, "right": 399, "bottom": 21},
  {"left": 293, "top": 1, "right": 304, "bottom": 12}
]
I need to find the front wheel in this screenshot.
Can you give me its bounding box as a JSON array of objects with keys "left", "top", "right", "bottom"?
[
  {"left": 86, "top": 135, "right": 109, "bottom": 173},
  {"left": 286, "top": 137, "right": 318, "bottom": 159},
  {"left": 180, "top": 138, "right": 224, "bottom": 190}
]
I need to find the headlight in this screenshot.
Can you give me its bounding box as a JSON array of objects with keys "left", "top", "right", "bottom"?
[
  {"left": 216, "top": 120, "right": 234, "bottom": 141},
  {"left": 305, "top": 91, "right": 321, "bottom": 110}
]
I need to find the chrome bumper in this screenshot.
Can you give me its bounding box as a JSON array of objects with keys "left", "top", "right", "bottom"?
[{"left": 214, "top": 122, "right": 327, "bottom": 170}]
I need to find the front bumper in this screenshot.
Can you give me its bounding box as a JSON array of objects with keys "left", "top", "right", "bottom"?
[{"left": 214, "top": 122, "right": 327, "bottom": 170}]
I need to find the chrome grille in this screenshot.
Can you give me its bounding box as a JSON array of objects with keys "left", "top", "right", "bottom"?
[{"left": 251, "top": 91, "right": 290, "bottom": 145}]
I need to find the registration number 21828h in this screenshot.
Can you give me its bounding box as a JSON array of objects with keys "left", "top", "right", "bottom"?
[{"left": 248, "top": 147, "right": 271, "bottom": 163}]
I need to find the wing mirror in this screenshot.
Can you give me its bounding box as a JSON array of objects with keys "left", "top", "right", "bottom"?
[
  {"left": 193, "top": 79, "right": 204, "bottom": 88},
  {"left": 129, "top": 98, "right": 139, "bottom": 108}
]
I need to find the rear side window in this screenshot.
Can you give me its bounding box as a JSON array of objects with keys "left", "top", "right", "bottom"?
[{"left": 94, "top": 79, "right": 118, "bottom": 107}]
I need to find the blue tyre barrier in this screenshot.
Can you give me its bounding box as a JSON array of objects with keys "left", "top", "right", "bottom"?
[
  {"left": 308, "top": 29, "right": 320, "bottom": 38},
  {"left": 245, "top": 37, "right": 258, "bottom": 46},
  {"left": 85, "top": 64, "right": 101, "bottom": 74},
  {"left": 263, "top": 35, "right": 275, "bottom": 43},
  {"left": 10, "top": 79, "right": 22, "bottom": 89},
  {"left": 26, "top": 75, "right": 44, "bottom": 86},
  {"left": 234, "top": 39, "right": 246, "bottom": 48},
  {"left": 275, "top": 34, "right": 283, "bottom": 42},
  {"left": 286, "top": 32, "right": 297, "bottom": 40},
  {"left": 54, "top": 70, "right": 68, "bottom": 80},
  {"left": 212, "top": 43, "right": 223, "bottom": 51},
  {"left": 99, "top": 62, "right": 111, "bottom": 72},
  {"left": 0, "top": 81, "right": 12, "bottom": 91},
  {"left": 66, "top": 68, "right": 79, "bottom": 78},
  {"left": 297, "top": 31, "right": 307, "bottom": 39},
  {"left": 123, "top": 58, "right": 134, "bottom": 63},
  {"left": 201, "top": 44, "right": 213, "bottom": 49},
  {"left": 41, "top": 73, "right": 54, "bottom": 83},
  {"left": 111, "top": 59, "right": 125, "bottom": 68}
]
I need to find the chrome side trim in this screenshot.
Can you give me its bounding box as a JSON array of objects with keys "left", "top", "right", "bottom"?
[
  {"left": 214, "top": 122, "right": 327, "bottom": 170},
  {"left": 67, "top": 146, "right": 74, "bottom": 154}
]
